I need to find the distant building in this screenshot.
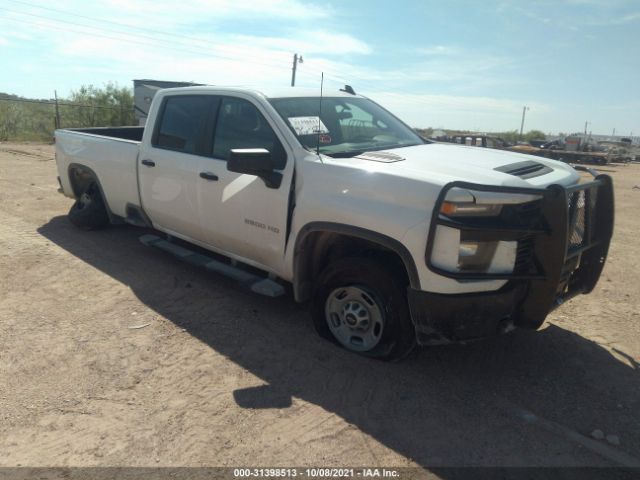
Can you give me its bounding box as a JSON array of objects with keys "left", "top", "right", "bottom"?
[{"left": 133, "top": 79, "right": 204, "bottom": 125}]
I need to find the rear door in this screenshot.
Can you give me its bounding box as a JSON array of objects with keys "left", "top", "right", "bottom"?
[
  {"left": 196, "top": 95, "right": 293, "bottom": 270},
  {"left": 138, "top": 94, "right": 217, "bottom": 240}
]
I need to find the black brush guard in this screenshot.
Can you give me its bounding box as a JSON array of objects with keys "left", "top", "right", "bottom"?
[{"left": 410, "top": 170, "right": 614, "bottom": 344}]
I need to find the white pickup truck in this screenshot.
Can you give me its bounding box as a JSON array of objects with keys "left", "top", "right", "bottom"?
[{"left": 55, "top": 86, "right": 614, "bottom": 360}]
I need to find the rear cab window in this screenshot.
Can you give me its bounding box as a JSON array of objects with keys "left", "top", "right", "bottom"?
[{"left": 152, "top": 95, "right": 217, "bottom": 156}]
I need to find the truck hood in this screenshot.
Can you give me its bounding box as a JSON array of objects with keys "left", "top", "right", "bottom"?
[
  {"left": 326, "top": 143, "right": 580, "bottom": 188},
  {"left": 299, "top": 143, "right": 583, "bottom": 242}
]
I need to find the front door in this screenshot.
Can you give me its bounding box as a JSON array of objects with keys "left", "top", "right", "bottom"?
[{"left": 196, "top": 95, "right": 293, "bottom": 271}]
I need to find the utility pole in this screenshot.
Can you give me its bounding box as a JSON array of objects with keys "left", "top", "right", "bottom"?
[
  {"left": 584, "top": 121, "right": 590, "bottom": 135},
  {"left": 291, "top": 53, "right": 303, "bottom": 87},
  {"left": 54, "top": 90, "right": 61, "bottom": 130},
  {"left": 519, "top": 106, "right": 529, "bottom": 139}
]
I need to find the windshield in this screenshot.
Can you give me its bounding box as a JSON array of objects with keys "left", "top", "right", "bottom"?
[{"left": 268, "top": 96, "right": 425, "bottom": 157}]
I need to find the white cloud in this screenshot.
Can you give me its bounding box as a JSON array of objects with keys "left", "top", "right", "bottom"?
[
  {"left": 0, "top": 37, "right": 9, "bottom": 46},
  {"left": 417, "top": 45, "right": 458, "bottom": 56},
  {"left": 367, "top": 92, "right": 551, "bottom": 131},
  {"left": 564, "top": 0, "right": 634, "bottom": 6},
  {"left": 587, "top": 11, "right": 640, "bottom": 25},
  {"left": 505, "top": 1, "right": 640, "bottom": 29},
  {"left": 230, "top": 31, "right": 372, "bottom": 56}
]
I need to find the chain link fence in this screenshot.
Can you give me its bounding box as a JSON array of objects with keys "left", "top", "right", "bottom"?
[{"left": 0, "top": 96, "right": 135, "bottom": 141}]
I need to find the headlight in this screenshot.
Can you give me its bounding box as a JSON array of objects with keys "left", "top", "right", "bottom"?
[
  {"left": 441, "top": 201, "right": 502, "bottom": 217},
  {"left": 457, "top": 240, "right": 499, "bottom": 272},
  {"left": 430, "top": 226, "right": 517, "bottom": 275},
  {"left": 440, "top": 188, "right": 542, "bottom": 218},
  {"left": 429, "top": 187, "right": 543, "bottom": 278}
]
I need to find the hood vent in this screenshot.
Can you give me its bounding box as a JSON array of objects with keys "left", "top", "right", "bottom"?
[
  {"left": 355, "top": 151, "right": 405, "bottom": 163},
  {"left": 495, "top": 160, "right": 552, "bottom": 179}
]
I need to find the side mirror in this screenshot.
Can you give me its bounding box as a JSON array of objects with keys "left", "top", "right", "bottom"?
[{"left": 228, "top": 148, "right": 282, "bottom": 189}]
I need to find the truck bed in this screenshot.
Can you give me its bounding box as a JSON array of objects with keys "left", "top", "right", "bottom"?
[{"left": 55, "top": 127, "right": 143, "bottom": 219}]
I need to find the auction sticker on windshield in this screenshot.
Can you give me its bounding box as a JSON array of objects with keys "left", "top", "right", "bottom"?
[{"left": 288, "top": 116, "right": 329, "bottom": 135}]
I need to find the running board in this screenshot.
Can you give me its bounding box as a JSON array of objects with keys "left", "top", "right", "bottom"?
[{"left": 139, "top": 234, "right": 285, "bottom": 297}]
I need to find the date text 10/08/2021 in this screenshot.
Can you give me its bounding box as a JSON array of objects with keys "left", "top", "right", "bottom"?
[{"left": 233, "top": 468, "right": 400, "bottom": 478}]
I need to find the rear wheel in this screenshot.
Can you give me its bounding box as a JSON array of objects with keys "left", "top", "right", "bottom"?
[
  {"left": 311, "top": 257, "right": 415, "bottom": 361},
  {"left": 68, "top": 182, "right": 110, "bottom": 231}
]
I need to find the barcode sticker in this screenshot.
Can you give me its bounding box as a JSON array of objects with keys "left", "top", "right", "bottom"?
[{"left": 288, "top": 116, "right": 329, "bottom": 135}]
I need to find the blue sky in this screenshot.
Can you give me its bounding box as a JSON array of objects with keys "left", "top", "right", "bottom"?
[{"left": 0, "top": 0, "right": 638, "bottom": 135}]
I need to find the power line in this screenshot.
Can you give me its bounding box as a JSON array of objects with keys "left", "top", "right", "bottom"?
[
  {"left": 1, "top": 3, "right": 480, "bottom": 112},
  {"left": 2, "top": 1, "right": 410, "bottom": 95},
  {"left": 0, "top": 10, "right": 289, "bottom": 72},
  {"left": 1, "top": 3, "right": 291, "bottom": 71},
  {"left": 0, "top": 5, "right": 227, "bottom": 56},
  {"left": 0, "top": 6, "right": 196, "bottom": 50},
  {"left": 2, "top": 2, "right": 405, "bottom": 97},
  {"left": 7, "top": 0, "right": 198, "bottom": 42}
]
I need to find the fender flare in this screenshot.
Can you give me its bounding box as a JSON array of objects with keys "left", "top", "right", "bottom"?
[
  {"left": 293, "top": 222, "right": 421, "bottom": 300},
  {"left": 67, "top": 163, "right": 118, "bottom": 223}
]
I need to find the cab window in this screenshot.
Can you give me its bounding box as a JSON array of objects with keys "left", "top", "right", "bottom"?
[{"left": 153, "top": 95, "right": 215, "bottom": 155}]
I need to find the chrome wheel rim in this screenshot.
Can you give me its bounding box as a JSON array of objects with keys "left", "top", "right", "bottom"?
[{"left": 325, "top": 285, "right": 385, "bottom": 352}]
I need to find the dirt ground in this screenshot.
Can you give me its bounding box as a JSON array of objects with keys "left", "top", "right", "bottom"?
[{"left": 0, "top": 142, "right": 639, "bottom": 473}]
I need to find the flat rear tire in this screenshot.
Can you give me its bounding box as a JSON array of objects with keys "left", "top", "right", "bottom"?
[{"left": 68, "top": 182, "right": 110, "bottom": 231}]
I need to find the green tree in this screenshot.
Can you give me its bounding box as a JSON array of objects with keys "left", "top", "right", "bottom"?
[
  {"left": 524, "top": 130, "right": 546, "bottom": 142},
  {"left": 494, "top": 130, "right": 520, "bottom": 144},
  {"left": 415, "top": 127, "right": 433, "bottom": 138},
  {"left": 65, "top": 82, "right": 135, "bottom": 128},
  {"left": 0, "top": 93, "right": 53, "bottom": 141},
  {"left": 0, "top": 83, "right": 136, "bottom": 141},
  {"left": 0, "top": 101, "right": 20, "bottom": 140}
]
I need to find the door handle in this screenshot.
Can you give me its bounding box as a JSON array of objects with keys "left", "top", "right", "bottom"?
[
  {"left": 141, "top": 159, "right": 155, "bottom": 167},
  {"left": 199, "top": 172, "right": 219, "bottom": 181}
]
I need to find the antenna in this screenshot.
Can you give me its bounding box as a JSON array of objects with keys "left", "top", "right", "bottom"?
[{"left": 317, "top": 72, "right": 324, "bottom": 158}]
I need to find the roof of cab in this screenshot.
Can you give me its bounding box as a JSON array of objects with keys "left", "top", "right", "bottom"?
[{"left": 157, "top": 85, "right": 364, "bottom": 99}]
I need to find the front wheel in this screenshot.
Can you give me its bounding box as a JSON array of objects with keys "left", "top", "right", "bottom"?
[{"left": 311, "top": 257, "right": 416, "bottom": 361}]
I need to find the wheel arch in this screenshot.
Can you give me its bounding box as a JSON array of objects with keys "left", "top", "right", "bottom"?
[
  {"left": 292, "top": 222, "right": 420, "bottom": 302},
  {"left": 67, "top": 163, "right": 117, "bottom": 222}
]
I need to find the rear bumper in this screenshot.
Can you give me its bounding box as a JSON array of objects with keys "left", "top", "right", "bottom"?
[{"left": 412, "top": 171, "right": 614, "bottom": 345}]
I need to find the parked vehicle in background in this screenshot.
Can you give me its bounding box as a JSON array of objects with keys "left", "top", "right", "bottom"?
[
  {"left": 598, "top": 141, "right": 636, "bottom": 164},
  {"left": 529, "top": 140, "right": 547, "bottom": 148},
  {"left": 54, "top": 86, "right": 615, "bottom": 360},
  {"left": 446, "top": 134, "right": 512, "bottom": 149},
  {"left": 509, "top": 136, "right": 611, "bottom": 165}
]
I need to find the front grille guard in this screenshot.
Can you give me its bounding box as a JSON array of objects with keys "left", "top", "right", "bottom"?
[{"left": 425, "top": 170, "right": 614, "bottom": 328}]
